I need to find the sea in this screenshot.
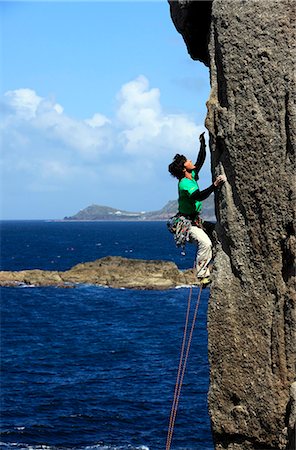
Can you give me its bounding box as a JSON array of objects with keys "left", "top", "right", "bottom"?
[{"left": 0, "top": 221, "right": 214, "bottom": 450}]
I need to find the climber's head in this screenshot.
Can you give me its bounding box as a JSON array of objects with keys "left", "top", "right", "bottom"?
[{"left": 168, "top": 154, "right": 195, "bottom": 180}]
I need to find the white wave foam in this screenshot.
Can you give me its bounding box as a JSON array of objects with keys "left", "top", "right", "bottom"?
[
  {"left": 175, "top": 284, "right": 192, "bottom": 289},
  {"left": 18, "top": 283, "right": 36, "bottom": 288},
  {"left": 84, "top": 446, "right": 149, "bottom": 450},
  {"left": 0, "top": 443, "right": 149, "bottom": 450},
  {"left": 0, "top": 444, "right": 53, "bottom": 450}
]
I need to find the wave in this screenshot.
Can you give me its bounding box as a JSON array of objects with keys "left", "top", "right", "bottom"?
[
  {"left": 175, "top": 284, "right": 192, "bottom": 289},
  {"left": 0, "top": 443, "right": 149, "bottom": 450},
  {"left": 17, "top": 282, "right": 37, "bottom": 288}
]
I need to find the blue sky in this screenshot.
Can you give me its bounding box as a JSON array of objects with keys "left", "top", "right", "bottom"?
[{"left": 1, "top": 1, "right": 211, "bottom": 219}]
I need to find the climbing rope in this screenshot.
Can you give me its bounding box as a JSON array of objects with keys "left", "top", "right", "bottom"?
[{"left": 165, "top": 284, "right": 203, "bottom": 450}]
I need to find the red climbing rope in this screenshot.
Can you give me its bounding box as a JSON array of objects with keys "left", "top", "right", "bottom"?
[{"left": 165, "top": 284, "right": 203, "bottom": 450}]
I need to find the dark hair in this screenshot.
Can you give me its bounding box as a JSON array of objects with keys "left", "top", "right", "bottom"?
[{"left": 168, "top": 154, "right": 186, "bottom": 180}]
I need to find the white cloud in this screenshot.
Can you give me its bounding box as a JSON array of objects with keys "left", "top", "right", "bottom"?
[
  {"left": 54, "top": 103, "right": 64, "bottom": 114},
  {"left": 116, "top": 75, "right": 161, "bottom": 127},
  {"left": 85, "top": 113, "right": 111, "bottom": 128},
  {"left": 1, "top": 88, "right": 113, "bottom": 158},
  {"left": 4, "top": 88, "right": 42, "bottom": 120},
  {"left": 1, "top": 77, "right": 207, "bottom": 202},
  {"left": 116, "top": 76, "right": 202, "bottom": 157}
]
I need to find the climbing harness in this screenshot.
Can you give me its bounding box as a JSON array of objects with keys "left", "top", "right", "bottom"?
[
  {"left": 165, "top": 283, "right": 203, "bottom": 450},
  {"left": 167, "top": 214, "right": 205, "bottom": 255},
  {"left": 167, "top": 215, "right": 192, "bottom": 254}
]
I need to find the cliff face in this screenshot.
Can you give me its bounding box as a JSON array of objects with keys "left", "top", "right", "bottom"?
[{"left": 169, "top": 1, "right": 296, "bottom": 449}]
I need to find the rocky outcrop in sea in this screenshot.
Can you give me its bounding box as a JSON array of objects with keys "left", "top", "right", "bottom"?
[
  {"left": 0, "top": 256, "right": 197, "bottom": 290},
  {"left": 169, "top": 1, "right": 295, "bottom": 449}
]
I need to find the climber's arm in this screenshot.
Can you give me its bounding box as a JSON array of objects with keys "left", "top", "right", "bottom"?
[
  {"left": 194, "top": 132, "right": 206, "bottom": 179},
  {"left": 189, "top": 175, "right": 226, "bottom": 201}
]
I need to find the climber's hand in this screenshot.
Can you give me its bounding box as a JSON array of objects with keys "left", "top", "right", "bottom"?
[
  {"left": 214, "top": 174, "right": 226, "bottom": 187},
  {"left": 199, "top": 132, "right": 205, "bottom": 144}
]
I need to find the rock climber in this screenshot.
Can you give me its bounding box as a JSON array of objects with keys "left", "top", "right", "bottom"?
[{"left": 168, "top": 132, "right": 226, "bottom": 286}]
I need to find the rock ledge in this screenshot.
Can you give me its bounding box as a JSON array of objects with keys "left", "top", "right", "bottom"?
[{"left": 0, "top": 256, "right": 197, "bottom": 290}]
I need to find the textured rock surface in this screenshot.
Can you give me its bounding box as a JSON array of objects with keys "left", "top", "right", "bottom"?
[
  {"left": 0, "top": 256, "right": 197, "bottom": 290},
  {"left": 169, "top": 1, "right": 295, "bottom": 449}
]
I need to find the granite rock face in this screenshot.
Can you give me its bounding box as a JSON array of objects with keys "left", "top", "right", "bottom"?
[
  {"left": 0, "top": 256, "right": 197, "bottom": 290},
  {"left": 169, "top": 1, "right": 295, "bottom": 449}
]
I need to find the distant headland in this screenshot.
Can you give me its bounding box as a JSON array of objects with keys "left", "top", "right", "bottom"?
[{"left": 63, "top": 195, "right": 215, "bottom": 222}]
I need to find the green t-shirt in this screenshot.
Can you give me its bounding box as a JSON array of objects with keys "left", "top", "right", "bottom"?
[{"left": 178, "top": 170, "right": 202, "bottom": 216}]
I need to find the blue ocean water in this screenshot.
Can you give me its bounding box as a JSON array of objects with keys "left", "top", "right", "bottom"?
[{"left": 0, "top": 221, "right": 214, "bottom": 450}]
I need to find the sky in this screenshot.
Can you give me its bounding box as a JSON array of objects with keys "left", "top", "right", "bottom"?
[{"left": 0, "top": 0, "right": 211, "bottom": 220}]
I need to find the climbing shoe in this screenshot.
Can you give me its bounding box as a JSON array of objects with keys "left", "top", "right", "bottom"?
[{"left": 197, "top": 276, "right": 211, "bottom": 287}]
